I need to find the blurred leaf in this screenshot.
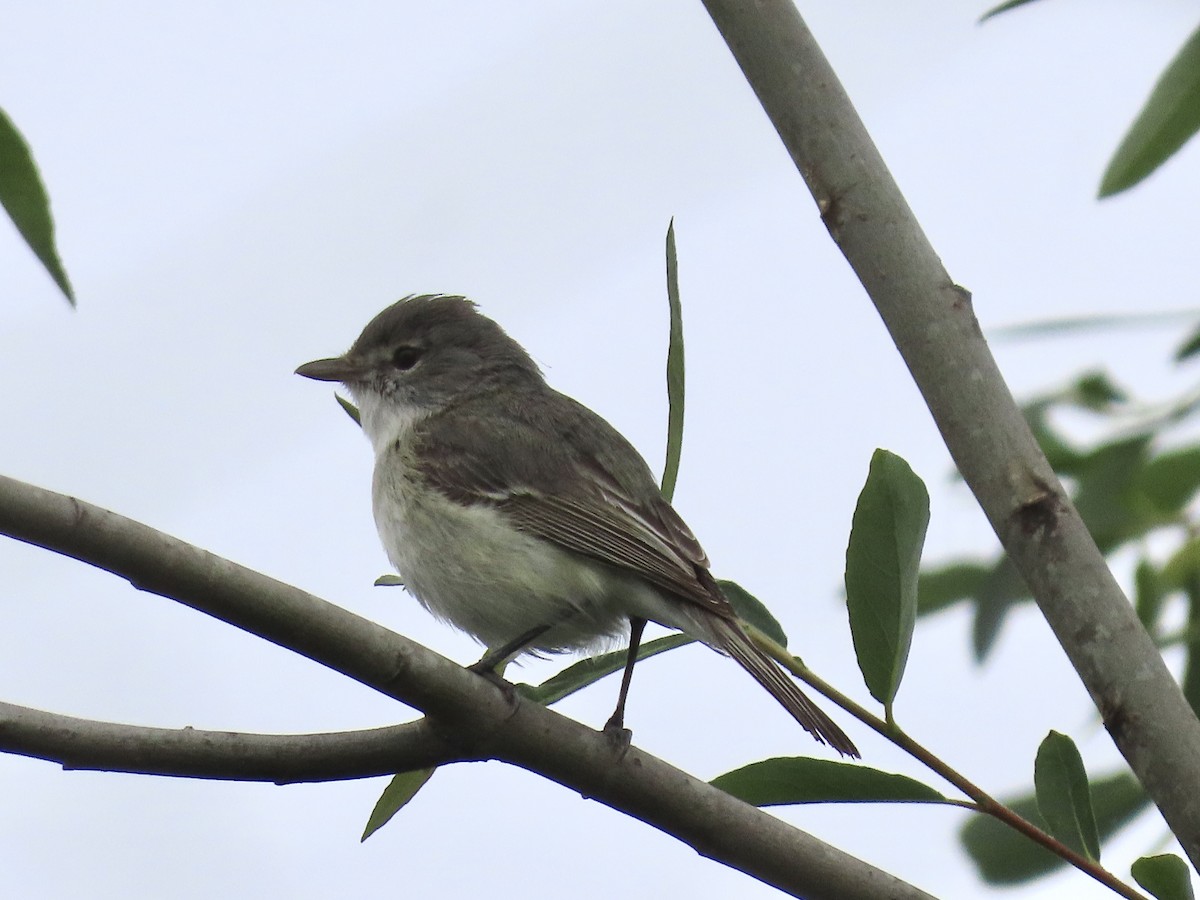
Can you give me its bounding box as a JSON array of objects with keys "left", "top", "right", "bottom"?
[
  {"left": 972, "top": 554, "right": 1031, "bottom": 662},
  {"left": 711, "top": 757, "right": 945, "bottom": 806},
  {"left": 361, "top": 768, "right": 435, "bottom": 841},
  {"left": 1132, "top": 854, "right": 1196, "bottom": 900},
  {"left": 1138, "top": 446, "right": 1200, "bottom": 514},
  {"left": 1072, "top": 435, "right": 1163, "bottom": 552},
  {"left": 979, "top": 0, "right": 1045, "bottom": 22},
  {"left": 1135, "top": 559, "right": 1166, "bottom": 634},
  {"left": 516, "top": 634, "right": 692, "bottom": 706},
  {"left": 1101, "top": 23, "right": 1200, "bottom": 197},
  {"left": 961, "top": 771, "right": 1147, "bottom": 884},
  {"left": 1034, "top": 731, "right": 1100, "bottom": 861},
  {"left": 661, "top": 217, "right": 684, "bottom": 503},
  {"left": 1182, "top": 587, "right": 1200, "bottom": 718},
  {"left": 0, "top": 106, "right": 73, "bottom": 304},
  {"left": 993, "top": 310, "right": 1200, "bottom": 340},
  {"left": 1176, "top": 322, "right": 1200, "bottom": 363},
  {"left": 1025, "top": 403, "right": 1087, "bottom": 474},
  {"left": 845, "top": 450, "right": 930, "bottom": 709},
  {"left": 918, "top": 561, "right": 989, "bottom": 616},
  {"left": 1160, "top": 538, "right": 1200, "bottom": 593},
  {"left": 718, "top": 579, "right": 788, "bottom": 648},
  {"left": 1068, "top": 372, "right": 1127, "bottom": 412},
  {"left": 336, "top": 393, "right": 361, "bottom": 426}
]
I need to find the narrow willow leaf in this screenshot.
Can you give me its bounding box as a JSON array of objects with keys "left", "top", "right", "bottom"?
[
  {"left": 0, "top": 106, "right": 73, "bottom": 303},
  {"left": 979, "top": 0, "right": 1045, "bottom": 23},
  {"left": 1034, "top": 731, "right": 1100, "bottom": 861},
  {"left": 845, "top": 450, "right": 930, "bottom": 708},
  {"left": 374, "top": 574, "right": 405, "bottom": 587},
  {"left": 718, "top": 579, "right": 787, "bottom": 648},
  {"left": 961, "top": 772, "right": 1147, "bottom": 884},
  {"left": 361, "top": 768, "right": 436, "bottom": 841},
  {"left": 515, "top": 634, "right": 693, "bottom": 706},
  {"left": 661, "top": 217, "right": 684, "bottom": 503},
  {"left": 1132, "top": 854, "right": 1196, "bottom": 900},
  {"left": 711, "top": 757, "right": 945, "bottom": 806},
  {"left": 992, "top": 310, "right": 1200, "bottom": 340},
  {"left": 1100, "top": 23, "right": 1200, "bottom": 197},
  {"left": 336, "top": 393, "right": 361, "bottom": 425}
]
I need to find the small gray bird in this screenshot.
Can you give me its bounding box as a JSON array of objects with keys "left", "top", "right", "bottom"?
[{"left": 296, "top": 294, "right": 857, "bottom": 756}]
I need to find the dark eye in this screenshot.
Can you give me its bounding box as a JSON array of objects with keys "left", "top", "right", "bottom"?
[{"left": 391, "top": 345, "right": 423, "bottom": 370}]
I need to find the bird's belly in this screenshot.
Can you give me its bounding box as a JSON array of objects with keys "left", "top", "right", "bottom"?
[{"left": 372, "top": 472, "right": 637, "bottom": 653}]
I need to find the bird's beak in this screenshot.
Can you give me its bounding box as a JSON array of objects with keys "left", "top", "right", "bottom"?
[{"left": 295, "top": 356, "right": 368, "bottom": 383}]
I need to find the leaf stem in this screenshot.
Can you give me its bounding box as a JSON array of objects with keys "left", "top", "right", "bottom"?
[{"left": 750, "top": 630, "right": 1152, "bottom": 900}]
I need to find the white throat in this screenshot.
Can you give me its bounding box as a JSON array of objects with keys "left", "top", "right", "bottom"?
[{"left": 354, "top": 388, "right": 427, "bottom": 457}]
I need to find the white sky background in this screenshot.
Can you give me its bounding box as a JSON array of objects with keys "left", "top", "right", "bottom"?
[{"left": 2, "top": 1, "right": 1199, "bottom": 897}]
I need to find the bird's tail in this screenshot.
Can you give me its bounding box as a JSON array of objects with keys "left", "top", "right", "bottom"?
[{"left": 712, "top": 617, "right": 859, "bottom": 758}]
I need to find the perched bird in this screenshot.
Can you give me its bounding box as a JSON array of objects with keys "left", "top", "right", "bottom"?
[{"left": 296, "top": 294, "right": 857, "bottom": 756}]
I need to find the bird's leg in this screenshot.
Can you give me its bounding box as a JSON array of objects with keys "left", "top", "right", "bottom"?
[
  {"left": 603, "top": 616, "right": 647, "bottom": 741},
  {"left": 468, "top": 624, "right": 552, "bottom": 675}
]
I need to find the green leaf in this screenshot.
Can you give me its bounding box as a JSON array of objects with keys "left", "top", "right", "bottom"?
[
  {"left": 374, "top": 574, "right": 405, "bottom": 587},
  {"left": 1024, "top": 403, "right": 1087, "bottom": 475},
  {"left": 336, "top": 393, "right": 361, "bottom": 426},
  {"left": 993, "top": 310, "right": 1200, "bottom": 341},
  {"left": 661, "top": 217, "right": 684, "bottom": 503},
  {"left": 917, "top": 561, "right": 989, "bottom": 616},
  {"left": 1068, "top": 372, "right": 1127, "bottom": 412},
  {"left": 515, "top": 634, "right": 693, "bottom": 706},
  {"left": 961, "top": 772, "right": 1147, "bottom": 884},
  {"left": 711, "top": 757, "right": 946, "bottom": 806},
  {"left": 718, "top": 579, "right": 788, "bottom": 647},
  {"left": 845, "top": 449, "right": 930, "bottom": 709},
  {"left": 1176, "top": 322, "right": 1200, "bottom": 363},
  {"left": 971, "top": 554, "right": 1031, "bottom": 661},
  {"left": 1072, "top": 435, "right": 1162, "bottom": 553},
  {"left": 1138, "top": 446, "right": 1200, "bottom": 514},
  {"left": 0, "top": 106, "right": 73, "bottom": 304},
  {"left": 1034, "top": 731, "right": 1100, "bottom": 861},
  {"left": 1134, "top": 558, "right": 1166, "bottom": 634},
  {"left": 1100, "top": 22, "right": 1200, "bottom": 197},
  {"left": 361, "top": 768, "right": 436, "bottom": 841},
  {"left": 1182, "top": 589, "right": 1200, "bottom": 719},
  {"left": 1160, "top": 537, "right": 1200, "bottom": 593},
  {"left": 1132, "top": 854, "right": 1196, "bottom": 900},
  {"left": 979, "top": 0, "right": 1045, "bottom": 22}
]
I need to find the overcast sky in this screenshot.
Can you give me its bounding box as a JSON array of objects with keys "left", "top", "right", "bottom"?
[{"left": 3, "top": 2, "right": 1199, "bottom": 898}]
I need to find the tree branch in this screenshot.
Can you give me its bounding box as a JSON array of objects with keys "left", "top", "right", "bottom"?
[
  {"left": 699, "top": 0, "right": 1200, "bottom": 868},
  {"left": 0, "top": 473, "right": 938, "bottom": 900},
  {"left": 0, "top": 701, "right": 461, "bottom": 782}
]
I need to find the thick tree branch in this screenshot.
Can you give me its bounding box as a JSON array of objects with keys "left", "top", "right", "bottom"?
[
  {"left": 0, "top": 702, "right": 461, "bottom": 781},
  {"left": 0, "top": 474, "right": 937, "bottom": 900},
  {"left": 700, "top": 0, "right": 1200, "bottom": 868}
]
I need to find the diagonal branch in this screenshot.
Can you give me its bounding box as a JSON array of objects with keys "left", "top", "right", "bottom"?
[
  {"left": 0, "top": 701, "right": 462, "bottom": 782},
  {"left": 699, "top": 0, "right": 1200, "bottom": 869},
  {"left": 0, "top": 473, "right": 937, "bottom": 900}
]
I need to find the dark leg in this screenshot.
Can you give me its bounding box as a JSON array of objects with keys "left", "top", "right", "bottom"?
[
  {"left": 468, "top": 623, "right": 552, "bottom": 675},
  {"left": 603, "top": 617, "right": 647, "bottom": 736}
]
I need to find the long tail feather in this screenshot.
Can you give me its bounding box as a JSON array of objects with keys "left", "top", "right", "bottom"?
[{"left": 713, "top": 618, "right": 859, "bottom": 758}]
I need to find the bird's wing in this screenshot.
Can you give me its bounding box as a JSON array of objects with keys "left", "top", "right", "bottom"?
[{"left": 412, "top": 387, "right": 731, "bottom": 617}]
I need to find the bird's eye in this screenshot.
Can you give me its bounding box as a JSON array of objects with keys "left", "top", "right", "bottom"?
[{"left": 391, "top": 345, "right": 423, "bottom": 370}]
